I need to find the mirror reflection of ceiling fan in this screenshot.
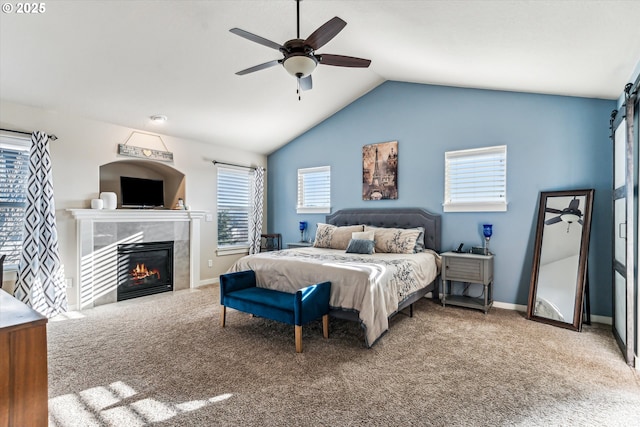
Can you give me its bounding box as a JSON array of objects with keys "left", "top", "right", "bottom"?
[
  {"left": 545, "top": 197, "right": 583, "bottom": 232},
  {"left": 230, "top": 0, "right": 371, "bottom": 99}
]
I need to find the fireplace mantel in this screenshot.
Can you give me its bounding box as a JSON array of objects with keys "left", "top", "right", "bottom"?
[
  {"left": 68, "top": 209, "right": 206, "bottom": 221},
  {"left": 68, "top": 208, "right": 208, "bottom": 309}
]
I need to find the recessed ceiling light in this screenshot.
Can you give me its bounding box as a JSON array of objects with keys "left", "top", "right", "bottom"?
[{"left": 150, "top": 115, "right": 168, "bottom": 123}]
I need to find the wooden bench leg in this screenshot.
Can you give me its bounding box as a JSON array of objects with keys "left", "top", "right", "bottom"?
[
  {"left": 322, "top": 314, "right": 329, "bottom": 339},
  {"left": 295, "top": 325, "right": 302, "bottom": 353},
  {"left": 220, "top": 305, "right": 226, "bottom": 327}
]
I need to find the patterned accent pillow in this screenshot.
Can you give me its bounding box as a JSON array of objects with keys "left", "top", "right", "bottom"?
[
  {"left": 414, "top": 227, "right": 426, "bottom": 252},
  {"left": 346, "top": 239, "right": 375, "bottom": 254},
  {"left": 313, "top": 224, "right": 365, "bottom": 249},
  {"left": 364, "top": 225, "right": 422, "bottom": 254}
]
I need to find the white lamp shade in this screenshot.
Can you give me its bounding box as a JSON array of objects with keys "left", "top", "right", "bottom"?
[{"left": 283, "top": 55, "right": 317, "bottom": 77}]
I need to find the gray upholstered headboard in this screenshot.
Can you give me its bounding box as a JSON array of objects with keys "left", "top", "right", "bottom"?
[{"left": 325, "top": 208, "right": 441, "bottom": 252}]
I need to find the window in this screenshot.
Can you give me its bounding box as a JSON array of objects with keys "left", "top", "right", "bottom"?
[
  {"left": 297, "top": 166, "right": 331, "bottom": 214},
  {"left": 0, "top": 134, "right": 30, "bottom": 269},
  {"left": 217, "top": 166, "right": 251, "bottom": 252},
  {"left": 444, "top": 145, "right": 507, "bottom": 212}
]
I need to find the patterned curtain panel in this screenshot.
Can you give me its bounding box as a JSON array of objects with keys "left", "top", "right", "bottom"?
[
  {"left": 14, "top": 131, "right": 67, "bottom": 317},
  {"left": 248, "top": 167, "right": 265, "bottom": 254}
]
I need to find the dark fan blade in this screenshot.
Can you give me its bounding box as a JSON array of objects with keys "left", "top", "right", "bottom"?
[
  {"left": 305, "top": 17, "right": 347, "bottom": 50},
  {"left": 235, "top": 60, "right": 280, "bottom": 76},
  {"left": 230, "top": 28, "right": 283, "bottom": 51},
  {"left": 545, "top": 216, "right": 563, "bottom": 225},
  {"left": 319, "top": 54, "right": 371, "bottom": 68},
  {"left": 545, "top": 208, "right": 563, "bottom": 214},
  {"left": 568, "top": 198, "right": 580, "bottom": 210},
  {"left": 299, "top": 75, "right": 312, "bottom": 91}
]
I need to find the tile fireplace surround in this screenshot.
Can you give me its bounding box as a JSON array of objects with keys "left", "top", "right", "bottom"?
[{"left": 68, "top": 209, "right": 206, "bottom": 309}]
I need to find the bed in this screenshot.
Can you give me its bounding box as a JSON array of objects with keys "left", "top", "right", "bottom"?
[{"left": 227, "top": 208, "right": 442, "bottom": 347}]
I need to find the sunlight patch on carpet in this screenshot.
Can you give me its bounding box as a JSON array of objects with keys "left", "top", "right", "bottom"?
[
  {"left": 50, "top": 311, "right": 86, "bottom": 322},
  {"left": 176, "top": 393, "right": 233, "bottom": 411},
  {"left": 49, "top": 381, "right": 234, "bottom": 426}
]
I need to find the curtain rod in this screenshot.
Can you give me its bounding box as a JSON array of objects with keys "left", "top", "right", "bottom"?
[
  {"left": 212, "top": 160, "right": 265, "bottom": 171},
  {"left": 0, "top": 128, "right": 58, "bottom": 141}
]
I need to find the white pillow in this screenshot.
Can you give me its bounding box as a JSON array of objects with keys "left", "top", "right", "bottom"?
[{"left": 352, "top": 230, "right": 375, "bottom": 241}]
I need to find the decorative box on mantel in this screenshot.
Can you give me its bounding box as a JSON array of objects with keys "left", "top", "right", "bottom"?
[{"left": 68, "top": 209, "right": 206, "bottom": 309}]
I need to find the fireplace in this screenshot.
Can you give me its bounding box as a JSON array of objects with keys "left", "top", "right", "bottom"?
[{"left": 117, "top": 241, "right": 174, "bottom": 301}]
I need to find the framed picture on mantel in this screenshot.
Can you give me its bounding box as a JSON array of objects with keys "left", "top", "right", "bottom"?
[{"left": 362, "top": 140, "right": 398, "bottom": 200}]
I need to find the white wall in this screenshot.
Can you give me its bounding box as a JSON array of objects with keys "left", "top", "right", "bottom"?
[
  {"left": 0, "top": 100, "right": 267, "bottom": 307},
  {"left": 537, "top": 255, "right": 580, "bottom": 321}
]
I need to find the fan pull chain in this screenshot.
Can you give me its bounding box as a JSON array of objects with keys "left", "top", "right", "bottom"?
[{"left": 297, "top": 78, "right": 302, "bottom": 101}]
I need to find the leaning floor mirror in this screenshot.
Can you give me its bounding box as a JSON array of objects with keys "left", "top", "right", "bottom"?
[{"left": 527, "top": 189, "right": 595, "bottom": 331}]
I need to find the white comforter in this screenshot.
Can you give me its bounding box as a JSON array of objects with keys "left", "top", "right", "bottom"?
[{"left": 228, "top": 247, "right": 440, "bottom": 346}]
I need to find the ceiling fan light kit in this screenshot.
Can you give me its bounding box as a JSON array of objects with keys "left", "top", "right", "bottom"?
[
  {"left": 230, "top": 0, "right": 370, "bottom": 98},
  {"left": 283, "top": 54, "right": 317, "bottom": 78},
  {"left": 545, "top": 196, "right": 584, "bottom": 232},
  {"left": 560, "top": 213, "right": 580, "bottom": 224}
]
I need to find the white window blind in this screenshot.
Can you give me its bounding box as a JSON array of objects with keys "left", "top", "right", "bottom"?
[
  {"left": 217, "top": 166, "right": 251, "bottom": 248},
  {"left": 444, "top": 145, "right": 507, "bottom": 212},
  {"left": 0, "top": 134, "right": 30, "bottom": 268},
  {"left": 297, "top": 166, "right": 330, "bottom": 214}
]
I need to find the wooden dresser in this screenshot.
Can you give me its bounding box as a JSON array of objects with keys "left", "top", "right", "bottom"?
[{"left": 0, "top": 289, "right": 48, "bottom": 427}]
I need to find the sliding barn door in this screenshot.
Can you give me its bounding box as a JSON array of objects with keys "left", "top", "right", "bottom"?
[{"left": 610, "top": 80, "right": 638, "bottom": 367}]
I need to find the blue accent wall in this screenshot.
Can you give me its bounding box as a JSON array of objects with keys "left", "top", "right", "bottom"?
[{"left": 267, "top": 81, "right": 615, "bottom": 316}]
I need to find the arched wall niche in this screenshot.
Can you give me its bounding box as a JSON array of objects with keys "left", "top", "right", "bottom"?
[{"left": 99, "top": 160, "right": 186, "bottom": 209}]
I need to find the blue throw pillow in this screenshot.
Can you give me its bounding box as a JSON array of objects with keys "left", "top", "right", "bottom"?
[{"left": 346, "top": 239, "right": 375, "bottom": 254}]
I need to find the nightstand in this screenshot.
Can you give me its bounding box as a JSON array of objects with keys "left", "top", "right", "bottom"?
[
  {"left": 287, "top": 242, "right": 313, "bottom": 248},
  {"left": 441, "top": 251, "right": 494, "bottom": 314}
]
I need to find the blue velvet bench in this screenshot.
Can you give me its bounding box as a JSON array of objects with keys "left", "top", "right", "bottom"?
[{"left": 220, "top": 270, "right": 331, "bottom": 353}]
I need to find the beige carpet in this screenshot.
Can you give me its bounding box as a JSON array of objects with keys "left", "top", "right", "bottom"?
[{"left": 47, "top": 286, "right": 640, "bottom": 426}]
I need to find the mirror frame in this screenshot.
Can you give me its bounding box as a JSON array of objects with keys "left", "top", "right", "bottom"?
[{"left": 527, "top": 189, "right": 595, "bottom": 331}]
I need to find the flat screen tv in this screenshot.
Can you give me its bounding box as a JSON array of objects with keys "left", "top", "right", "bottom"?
[{"left": 120, "top": 176, "right": 164, "bottom": 208}]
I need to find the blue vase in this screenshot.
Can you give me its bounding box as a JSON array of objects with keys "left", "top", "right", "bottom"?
[{"left": 483, "top": 224, "right": 493, "bottom": 255}]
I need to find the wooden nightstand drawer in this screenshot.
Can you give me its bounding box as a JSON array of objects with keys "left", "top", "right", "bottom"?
[
  {"left": 444, "top": 257, "right": 484, "bottom": 282},
  {"left": 442, "top": 253, "right": 493, "bottom": 285},
  {"left": 440, "top": 251, "right": 494, "bottom": 314}
]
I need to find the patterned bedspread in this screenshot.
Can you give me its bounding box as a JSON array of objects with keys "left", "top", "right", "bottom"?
[{"left": 228, "top": 247, "right": 440, "bottom": 347}]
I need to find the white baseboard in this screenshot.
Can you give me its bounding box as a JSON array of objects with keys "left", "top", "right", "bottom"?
[
  {"left": 493, "top": 301, "right": 527, "bottom": 312},
  {"left": 461, "top": 300, "right": 613, "bottom": 325},
  {"left": 590, "top": 314, "right": 612, "bottom": 325},
  {"left": 197, "top": 278, "right": 219, "bottom": 287},
  {"left": 431, "top": 294, "right": 528, "bottom": 313},
  {"left": 62, "top": 285, "right": 617, "bottom": 326}
]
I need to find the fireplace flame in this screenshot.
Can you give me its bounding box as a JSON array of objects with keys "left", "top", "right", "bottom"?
[{"left": 130, "top": 263, "right": 161, "bottom": 281}]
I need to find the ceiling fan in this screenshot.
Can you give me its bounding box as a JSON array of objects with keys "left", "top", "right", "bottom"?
[
  {"left": 230, "top": 0, "right": 371, "bottom": 97},
  {"left": 545, "top": 197, "right": 583, "bottom": 231}
]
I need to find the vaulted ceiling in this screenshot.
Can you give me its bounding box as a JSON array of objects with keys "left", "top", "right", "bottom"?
[{"left": 1, "top": 1, "right": 639, "bottom": 155}]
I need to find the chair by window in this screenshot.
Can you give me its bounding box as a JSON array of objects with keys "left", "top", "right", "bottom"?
[{"left": 260, "top": 234, "right": 282, "bottom": 252}]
